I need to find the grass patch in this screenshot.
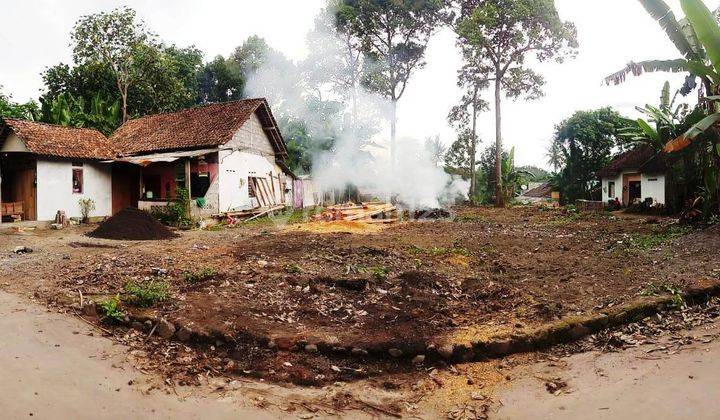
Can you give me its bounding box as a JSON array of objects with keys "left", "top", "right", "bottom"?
[
  {"left": 182, "top": 267, "right": 218, "bottom": 283},
  {"left": 631, "top": 225, "right": 691, "bottom": 251},
  {"left": 641, "top": 282, "right": 685, "bottom": 309},
  {"left": 371, "top": 266, "right": 389, "bottom": 280},
  {"left": 124, "top": 280, "right": 169, "bottom": 307},
  {"left": 408, "top": 244, "right": 472, "bottom": 257},
  {"left": 455, "top": 214, "right": 488, "bottom": 223},
  {"left": 284, "top": 264, "right": 302, "bottom": 274}
]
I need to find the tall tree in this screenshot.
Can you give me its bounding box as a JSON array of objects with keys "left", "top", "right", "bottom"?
[
  {"left": 456, "top": 0, "right": 577, "bottom": 206},
  {"left": 197, "top": 56, "right": 245, "bottom": 104},
  {"left": 444, "top": 129, "right": 476, "bottom": 180},
  {"left": 448, "top": 77, "right": 488, "bottom": 200},
  {"left": 71, "top": 7, "right": 155, "bottom": 122},
  {"left": 337, "top": 0, "right": 453, "bottom": 170},
  {"left": 424, "top": 134, "right": 447, "bottom": 167}
]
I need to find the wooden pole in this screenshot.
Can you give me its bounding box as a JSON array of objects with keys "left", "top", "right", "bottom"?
[{"left": 184, "top": 159, "right": 191, "bottom": 218}]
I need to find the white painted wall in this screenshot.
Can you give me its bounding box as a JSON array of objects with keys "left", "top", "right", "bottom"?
[
  {"left": 602, "top": 171, "right": 666, "bottom": 205},
  {"left": 218, "top": 150, "right": 285, "bottom": 212},
  {"left": 601, "top": 174, "right": 622, "bottom": 203},
  {"left": 641, "top": 173, "right": 665, "bottom": 205},
  {"left": 216, "top": 111, "right": 290, "bottom": 213},
  {"left": 0, "top": 133, "right": 30, "bottom": 152},
  {"left": 36, "top": 159, "right": 112, "bottom": 221}
]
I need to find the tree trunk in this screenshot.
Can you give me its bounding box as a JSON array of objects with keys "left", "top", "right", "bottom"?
[
  {"left": 494, "top": 75, "right": 504, "bottom": 207},
  {"left": 390, "top": 99, "right": 397, "bottom": 173},
  {"left": 120, "top": 84, "right": 129, "bottom": 123},
  {"left": 470, "top": 86, "right": 478, "bottom": 203}
]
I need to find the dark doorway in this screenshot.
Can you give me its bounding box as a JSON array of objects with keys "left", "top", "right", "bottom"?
[
  {"left": 628, "top": 181, "right": 642, "bottom": 205},
  {"left": 1, "top": 154, "right": 37, "bottom": 221}
]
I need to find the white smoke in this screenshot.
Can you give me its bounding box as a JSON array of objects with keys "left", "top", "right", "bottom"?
[{"left": 245, "top": 9, "right": 468, "bottom": 209}]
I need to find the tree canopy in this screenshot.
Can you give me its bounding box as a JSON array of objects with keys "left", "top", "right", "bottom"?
[
  {"left": 456, "top": 0, "right": 578, "bottom": 205},
  {"left": 551, "top": 107, "right": 629, "bottom": 203}
]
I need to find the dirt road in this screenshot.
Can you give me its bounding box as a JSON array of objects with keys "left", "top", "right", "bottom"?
[
  {"left": 0, "top": 290, "right": 276, "bottom": 419},
  {"left": 495, "top": 321, "right": 720, "bottom": 419}
]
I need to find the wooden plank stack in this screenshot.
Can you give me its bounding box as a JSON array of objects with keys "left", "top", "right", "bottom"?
[{"left": 315, "top": 202, "right": 397, "bottom": 223}]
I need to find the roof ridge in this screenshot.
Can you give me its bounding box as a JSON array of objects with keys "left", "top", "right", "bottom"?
[
  {"left": 121, "top": 98, "right": 267, "bottom": 123},
  {"left": 3, "top": 118, "right": 107, "bottom": 136}
]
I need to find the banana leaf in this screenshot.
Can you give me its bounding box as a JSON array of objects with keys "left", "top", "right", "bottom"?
[
  {"left": 682, "top": 0, "right": 720, "bottom": 76},
  {"left": 665, "top": 113, "right": 720, "bottom": 152}
]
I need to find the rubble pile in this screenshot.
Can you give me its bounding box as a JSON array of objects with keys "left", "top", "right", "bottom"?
[
  {"left": 88, "top": 207, "right": 177, "bottom": 241},
  {"left": 315, "top": 202, "right": 397, "bottom": 223}
]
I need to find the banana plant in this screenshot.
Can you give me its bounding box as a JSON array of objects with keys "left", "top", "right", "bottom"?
[
  {"left": 605, "top": 0, "right": 720, "bottom": 95},
  {"left": 500, "top": 147, "right": 534, "bottom": 201}
]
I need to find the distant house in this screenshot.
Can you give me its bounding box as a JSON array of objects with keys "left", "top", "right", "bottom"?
[
  {"left": 597, "top": 145, "right": 674, "bottom": 207},
  {"left": 517, "top": 182, "right": 554, "bottom": 204},
  {"left": 1, "top": 98, "right": 296, "bottom": 223},
  {"left": 0, "top": 119, "right": 114, "bottom": 222}
]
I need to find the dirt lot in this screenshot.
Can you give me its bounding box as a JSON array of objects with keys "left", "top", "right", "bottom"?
[{"left": 1, "top": 205, "right": 719, "bottom": 391}]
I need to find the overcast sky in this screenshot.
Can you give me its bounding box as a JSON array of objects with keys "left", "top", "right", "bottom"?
[{"left": 0, "top": 0, "right": 713, "bottom": 168}]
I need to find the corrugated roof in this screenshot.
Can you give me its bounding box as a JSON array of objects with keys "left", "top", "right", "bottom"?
[
  {"left": 1, "top": 119, "right": 114, "bottom": 159},
  {"left": 110, "top": 98, "right": 288, "bottom": 157}
]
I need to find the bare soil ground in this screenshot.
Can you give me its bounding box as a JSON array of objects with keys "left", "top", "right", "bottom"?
[{"left": 1, "top": 205, "right": 719, "bottom": 393}]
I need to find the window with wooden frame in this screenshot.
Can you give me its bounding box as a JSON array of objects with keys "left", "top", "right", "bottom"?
[
  {"left": 72, "top": 162, "right": 84, "bottom": 194},
  {"left": 608, "top": 181, "right": 615, "bottom": 198}
]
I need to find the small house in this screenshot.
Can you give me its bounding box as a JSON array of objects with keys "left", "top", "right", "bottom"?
[
  {"left": 1, "top": 98, "right": 297, "bottom": 223},
  {"left": 0, "top": 119, "right": 114, "bottom": 222},
  {"left": 109, "top": 98, "right": 294, "bottom": 218},
  {"left": 597, "top": 145, "right": 672, "bottom": 207}
]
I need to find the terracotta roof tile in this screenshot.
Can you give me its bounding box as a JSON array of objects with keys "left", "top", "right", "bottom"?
[
  {"left": 596, "top": 145, "right": 658, "bottom": 178},
  {"left": 110, "top": 98, "right": 287, "bottom": 156},
  {"left": 1, "top": 119, "right": 113, "bottom": 159}
]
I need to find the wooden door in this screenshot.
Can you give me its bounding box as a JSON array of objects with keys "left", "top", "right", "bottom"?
[
  {"left": 112, "top": 164, "right": 140, "bottom": 214},
  {"left": 622, "top": 173, "right": 641, "bottom": 206},
  {"left": 12, "top": 168, "right": 36, "bottom": 221}
]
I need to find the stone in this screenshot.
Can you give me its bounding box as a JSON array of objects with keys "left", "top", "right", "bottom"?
[
  {"left": 257, "top": 260, "right": 269, "bottom": 268},
  {"left": 267, "top": 340, "right": 278, "bottom": 350},
  {"left": 81, "top": 302, "right": 97, "bottom": 317},
  {"left": 274, "top": 337, "right": 294, "bottom": 351},
  {"left": 412, "top": 355, "right": 426, "bottom": 365},
  {"left": 156, "top": 319, "right": 176, "bottom": 339},
  {"left": 144, "top": 320, "right": 153, "bottom": 329},
  {"left": 131, "top": 321, "right": 144, "bottom": 331},
  {"left": 304, "top": 344, "right": 318, "bottom": 353},
  {"left": 438, "top": 344, "right": 454, "bottom": 359},
  {"left": 569, "top": 324, "right": 591, "bottom": 340},
  {"left": 176, "top": 326, "right": 192, "bottom": 342},
  {"left": 351, "top": 347, "right": 368, "bottom": 356},
  {"left": 487, "top": 340, "right": 512, "bottom": 356},
  {"left": 13, "top": 246, "right": 32, "bottom": 254},
  {"left": 388, "top": 348, "right": 403, "bottom": 358}
]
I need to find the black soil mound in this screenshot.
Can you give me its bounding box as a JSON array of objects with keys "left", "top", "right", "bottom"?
[{"left": 88, "top": 207, "right": 177, "bottom": 241}]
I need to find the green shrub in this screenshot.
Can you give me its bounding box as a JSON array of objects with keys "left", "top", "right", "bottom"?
[
  {"left": 98, "top": 295, "right": 124, "bottom": 323},
  {"left": 182, "top": 267, "right": 218, "bottom": 283},
  {"left": 124, "top": 280, "right": 169, "bottom": 307},
  {"left": 78, "top": 198, "right": 96, "bottom": 222},
  {"left": 151, "top": 187, "right": 192, "bottom": 227}
]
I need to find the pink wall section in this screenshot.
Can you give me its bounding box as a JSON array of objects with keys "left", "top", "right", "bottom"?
[{"left": 141, "top": 159, "right": 218, "bottom": 200}]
